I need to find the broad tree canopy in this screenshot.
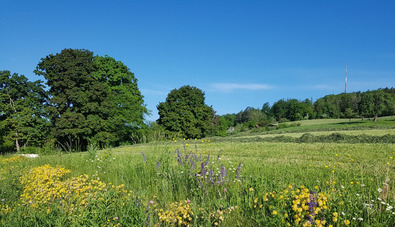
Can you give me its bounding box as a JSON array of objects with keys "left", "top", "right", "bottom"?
[
  {"left": 93, "top": 55, "right": 148, "bottom": 142},
  {"left": 157, "top": 85, "right": 214, "bottom": 139},
  {"left": 34, "top": 49, "right": 147, "bottom": 150}
]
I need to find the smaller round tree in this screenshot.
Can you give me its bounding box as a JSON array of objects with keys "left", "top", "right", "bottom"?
[{"left": 157, "top": 85, "right": 214, "bottom": 138}]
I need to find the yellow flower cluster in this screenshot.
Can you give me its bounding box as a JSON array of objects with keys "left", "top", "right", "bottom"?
[
  {"left": 0, "top": 204, "right": 14, "bottom": 215},
  {"left": 0, "top": 155, "right": 25, "bottom": 164},
  {"left": 19, "top": 164, "right": 127, "bottom": 214},
  {"left": 252, "top": 185, "right": 330, "bottom": 226},
  {"left": 157, "top": 200, "right": 193, "bottom": 226},
  {"left": 291, "top": 186, "right": 329, "bottom": 226}
]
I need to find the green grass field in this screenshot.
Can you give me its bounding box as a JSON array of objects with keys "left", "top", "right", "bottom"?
[{"left": 1, "top": 117, "right": 395, "bottom": 226}]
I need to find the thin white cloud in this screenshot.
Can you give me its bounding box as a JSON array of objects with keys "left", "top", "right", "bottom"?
[{"left": 210, "top": 83, "right": 272, "bottom": 92}]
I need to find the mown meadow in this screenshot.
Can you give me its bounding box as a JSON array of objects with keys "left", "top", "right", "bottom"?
[{"left": 1, "top": 118, "right": 395, "bottom": 226}]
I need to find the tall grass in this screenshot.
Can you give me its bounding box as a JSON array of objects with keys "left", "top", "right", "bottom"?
[{"left": 1, "top": 138, "right": 395, "bottom": 226}]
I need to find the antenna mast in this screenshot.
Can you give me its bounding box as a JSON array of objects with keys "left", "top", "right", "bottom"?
[{"left": 345, "top": 66, "right": 347, "bottom": 93}]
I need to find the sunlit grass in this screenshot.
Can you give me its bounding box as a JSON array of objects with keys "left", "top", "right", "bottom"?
[{"left": 1, "top": 135, "right": 395, "bottom": 225}]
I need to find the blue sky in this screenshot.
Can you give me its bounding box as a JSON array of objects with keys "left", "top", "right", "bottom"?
[{"left": 1, "top": 0, "right": 394, "bottom": 121}]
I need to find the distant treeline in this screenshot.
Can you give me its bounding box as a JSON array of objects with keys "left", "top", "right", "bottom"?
[{"left": 215, "top": 88, "right": 395, "bottom": 135}]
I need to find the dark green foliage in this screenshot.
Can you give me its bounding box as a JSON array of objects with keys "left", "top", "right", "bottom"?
[
  {"left": 287, "top": 99, "right": 313, "bottom": 121},
  {"left": 271, "top": 99, "right": 313, "bottom": 122},
  {"left": 271, "top": 99, "right": 288, "bottom": 121},
  {"left": 35, "top": 49, "right": 115, "bottom": 150},
  {"left": 34, "top": 49, "right": 147, "bottom": 150},
  {"left": 0, "top": 70, "right": 49, "bottom": 153},
  {"left": 314, "top": 95, "right": 342, "bottom": 118},
  {"left": 216, "top": 116, "right": 229, "bottom": 136},
  {"left": 314, "top": 88, "right": 395, "bottom": 121},
  {"left": 221, "top": 114, "right": 237, "bottom": 127},
  {"left": 359, "top": 89, "right": 393, "bottom": 121},
  {"left": 157, "top": 85, "right": 215, "bottom": 138},
  {"left": 92, "top": 55, "right": 148, "bottom": 143},
  {"left": 261, "top": 102, "right": 272, "bottom": 117},
  {"left": 235, "top": 107, "right": 268, "bottom": 127}
]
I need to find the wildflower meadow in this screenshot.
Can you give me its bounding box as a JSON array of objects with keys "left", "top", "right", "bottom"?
[{"left": 1, "top": 129, "right": 395, "bottom": 226}]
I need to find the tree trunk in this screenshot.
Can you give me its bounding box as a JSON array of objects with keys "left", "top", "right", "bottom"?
[
  {"left": 15, "top": 135, "right": 20, "bottom": 152},
  {"left": 373, "top": 115, "right": 378, "bottom": 122},
  {"left": 6, "top": 87, "right": 21, "bottom": 152}
]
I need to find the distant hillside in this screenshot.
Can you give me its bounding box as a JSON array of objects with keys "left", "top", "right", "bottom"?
[{"left": 218, "top": 87, "right": 395, "bottom": 128}]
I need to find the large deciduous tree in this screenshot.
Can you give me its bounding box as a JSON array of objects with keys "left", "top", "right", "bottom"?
[
  {"left": 34, "top": 49, "right": 116, "bottom": 150},
  {"left": 92, "top": 55, "right": 148, "bottom": 141},
  {"left": 34, "top": 49, "right": 147, "bottom": 150},
  {"left": 0, "top": 70, "right": 49, "bottom": 153},
  {"left": 157, "top": 85, "right": 214, "bottom": 138}
]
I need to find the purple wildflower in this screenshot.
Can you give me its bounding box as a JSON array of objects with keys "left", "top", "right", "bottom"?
[
  {"left": 175, "top": 149, "right": 183, "bottom": 165},
  {"left": 190, "top": 158, "right": 196, "bottom": 169},
  {"left": 201, "top": 162, "right": 207, "bottom": 176},
  {"left": 185, "top": 152, "right": 192, "bottom": 163},
  {"left": 197, "top": 178, "right": 204, "bottom": 190},
  {"left": 235, "top": 162, "right": 242, "bottom": 180},
  {"left": 209, "top": 167, "right": 214, "bottom": 185},
  {"left": 142, "top": 152, "right": 147, "bottom": 162},
  {"left": 309, "top": 191, "right": 317, "bottom": 224}
]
